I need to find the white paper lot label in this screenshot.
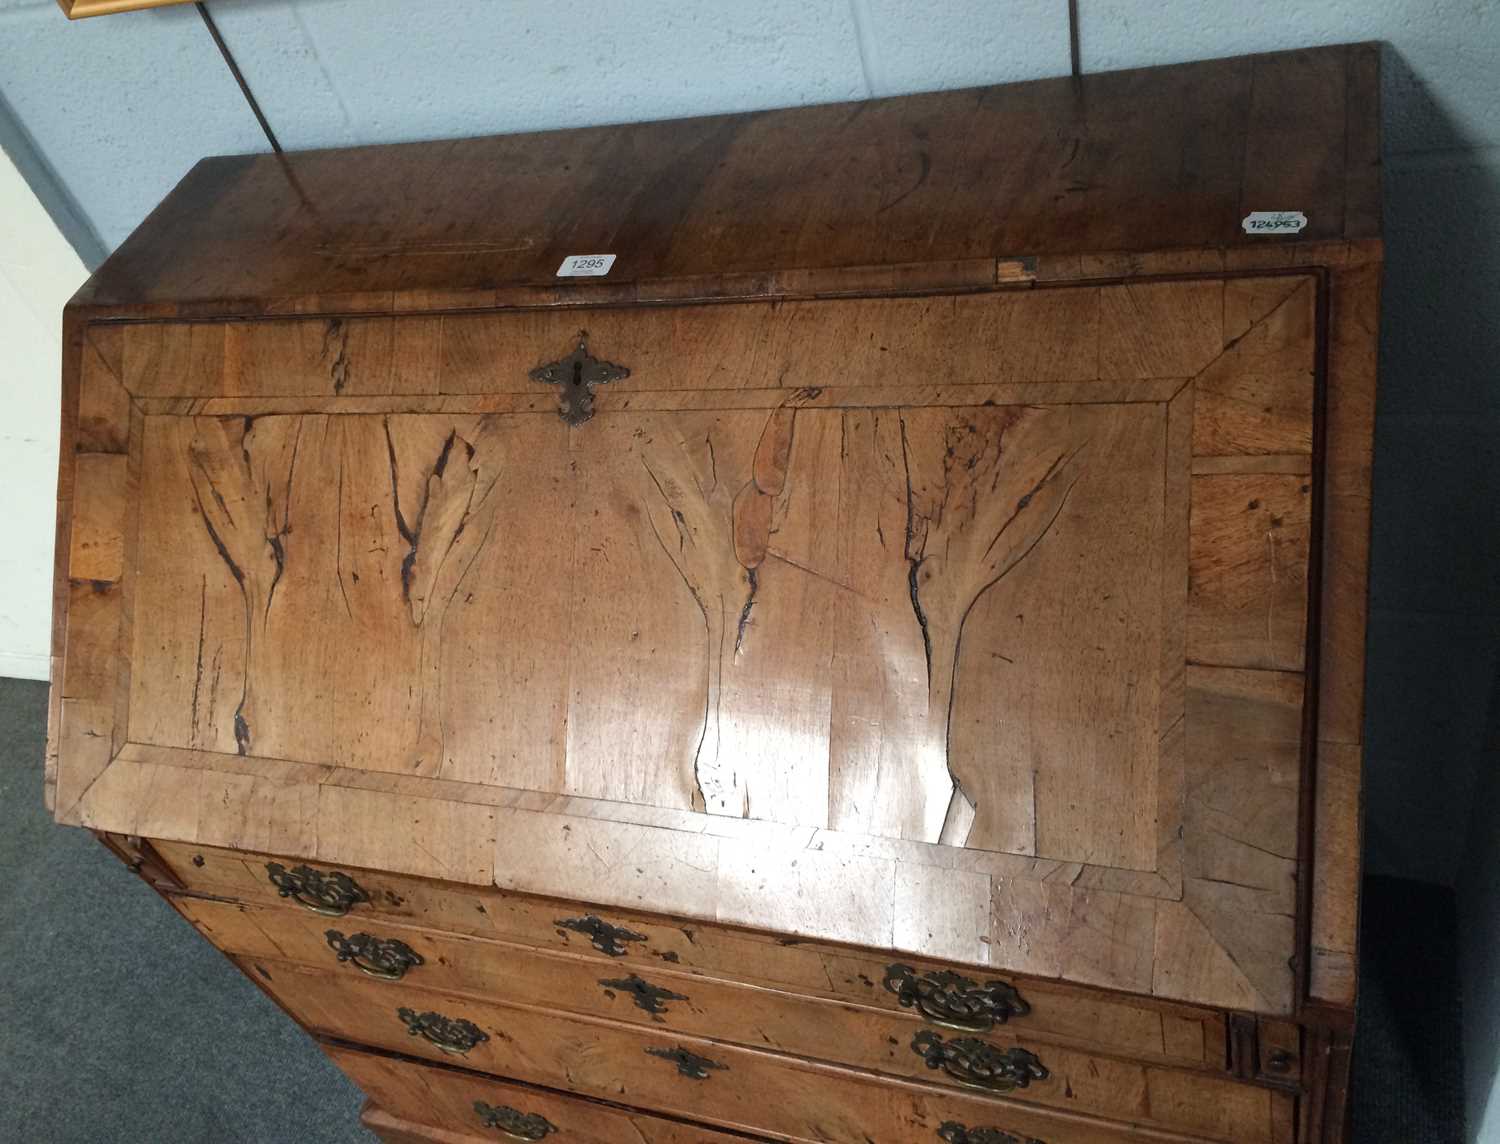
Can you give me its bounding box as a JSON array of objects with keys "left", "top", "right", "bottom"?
[
  {"left": 556, "top": 253, "right": 616, "bottom": 277},
  {"left": 1242, "top": 211, "right": 1308, "bottom": 235}
]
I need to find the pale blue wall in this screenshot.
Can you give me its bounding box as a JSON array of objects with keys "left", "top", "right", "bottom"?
[
  {"left": 0, "top": 0, "right": 1494, "bottom": 252},
  {"left": 1, "top": 1, "right": 1498, "bottom": 1134}
]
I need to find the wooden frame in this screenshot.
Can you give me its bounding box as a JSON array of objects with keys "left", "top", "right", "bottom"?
[{"left": 57, "top": 0, "right": 194, "bottom": 18}]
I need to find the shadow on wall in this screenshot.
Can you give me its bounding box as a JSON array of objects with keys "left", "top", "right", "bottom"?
[
  {"left": 1361, "top": 46, "right": 1500, "bottom": 889},
  {"left": 1458, "top": 656, "right": 1500, "bottom": 1141},
  {"left": 0, "top": 86, "right": 106, "bottom": 270},
  {"left": 1365, "top": 44, "right": 1500, "bottom": 1144}
]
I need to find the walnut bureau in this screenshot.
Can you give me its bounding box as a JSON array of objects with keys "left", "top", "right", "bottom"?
[{"left": 49, "top": 43, "right": 1380, "bottom": 1144}]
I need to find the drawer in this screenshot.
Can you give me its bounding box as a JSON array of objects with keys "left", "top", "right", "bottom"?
[
  {"left": 186, "top": 895, "right": 1273, "bottom": 1136},
  {"left": 247, "top": 957, "right": 1292, "bottom": 1144},
  {"left": 154, "top": 838, "right": 1226, "bottom": 1070},
  {"left": 120, "top": 290, "right": 1106, "bottom": 402},
  {"left": 361, "top": 1107, "right": 481, "bottom": 1144},
  {"left": 362, "top": 1105, "right": 483, "bottom": 1144},
  {"left": 337, "top": 1048, "right": 772, "bottom": 1143}
]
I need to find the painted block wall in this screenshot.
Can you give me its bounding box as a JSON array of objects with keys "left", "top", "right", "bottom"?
[
  {"left": 1, "top": 3, "right": 1498, "bottom": 1134},
  {"left": 0, "top": 145, "right": 86, "bottom": 680}
]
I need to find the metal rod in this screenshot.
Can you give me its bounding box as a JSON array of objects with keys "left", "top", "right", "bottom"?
[
  {"left": 1068, "top": 0, "right": 1082, "bottom": 80},
  {"left": 196, "top": 0, "right": 283, "bottom": 155}
]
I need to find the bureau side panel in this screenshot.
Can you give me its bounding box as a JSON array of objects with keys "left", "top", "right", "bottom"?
[{"left": 1306, "top": 263, "right": 1380, "bottom": 1010}]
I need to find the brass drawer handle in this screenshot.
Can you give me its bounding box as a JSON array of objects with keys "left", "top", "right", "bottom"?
[
  {"left": 474, "top": 1099, "right": 558, "bottom": 1140},
  {"left": 325, "top": 930, "right": 424, "bottom": 981},
  {"left": 911, "top": 1031, "right": 1048, "bottom": 1093},
  {"left": 555, "top": 914, "right": 646, "bottom": 957},
  {"left": 397, "top": 1006, "right": 490, "bottom": 1056},
  {"left": 645, "top": 1045, "right": 727, "bottom": 1080},
  {"left": 884, "top": 963, "right": 1030, "bottom": 1032},
  {"left": 265, "top": 861, "right": 370, "bottom": 917},
  {"left": 598, "top": 972, "right": 688, "bottom": 1015},
  {"left": 938, "top": 1122, "right": 1046, "bottom": 1144}
]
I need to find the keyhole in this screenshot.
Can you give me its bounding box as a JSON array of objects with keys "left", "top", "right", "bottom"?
[{"left": 572, "top": 361, "right": 583, "bottom": 387}]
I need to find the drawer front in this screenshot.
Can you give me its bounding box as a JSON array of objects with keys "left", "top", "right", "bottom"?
[
  {"left": 362, "top": 1106, "right": 484, "bottom": 1144},
  {"left": 249, "top": 958, "right": 1291, "bottom": 1144},
  {"left": 156, "top": 838, "right": 1224, "bottom": 1070},
  {"left": 121, "top": 290, "right": 1109, "bottom": 403},
  {"left": 337, "top": 1048, "right": 760, "bottom": 1143},
  {"left": 187, "top": 894, "right": 1268, "bottom": 1134},
  {"left": 362, "top": 1104, "right": 745, "bottom": 1144},
  {"left": 360, "top": 1115, "right": 483, "bottom": 1144}
]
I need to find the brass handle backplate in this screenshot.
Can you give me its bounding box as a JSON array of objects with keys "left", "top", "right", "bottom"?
[
  {"left": 938, "top": 1122, "right": 1047, "bottom": 1144},
  {"left": 398, "top": 1006, "right": 489, "bottom": 1056},
  {"left": 911, "top": 1030, "right": 1048, "bottom": 1093},
  {"left": 555, "top": 914, "right": 646, "bottom": 957},
  {"left": 599, "top": 972, "right": 688, "bottom": 1015},
  {"left": 474, "top": 1099, "right": 558, "bottom": 1140},
  {"left": 325, "top": 929, "right": 424, "bottom": 981},
  {"left": 884, "top": 963, "right": 1029, "bottom": 1032},
  {"left": 645, "top": 1045, "right": 727, "bottom": 1080},
  {"left": 265, "top": 861, "right": 370, "bottom": 917}
]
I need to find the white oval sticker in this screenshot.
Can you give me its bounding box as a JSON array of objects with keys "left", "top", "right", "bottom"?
[
  {"left": 556, "top": 254, "right": 616, "bottom": 277},
  {"left": 1242, "top": 211, "right": 1308, "bottom": 235}
]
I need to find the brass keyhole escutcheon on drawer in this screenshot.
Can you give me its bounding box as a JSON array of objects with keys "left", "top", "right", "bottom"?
[
  {"left": 938, "top": 1122, "right": 1047, "bottom": 1144},
  {"left": 473, "top": 1099, "right": 558, "bottom": 1140},
  {"left": 397, "top": 1006, "right": 490, "bottom": 1056},
  {"left": 529, "top": 333, "right": 630, "bottom": 425},
  {"left": 911, "top": 1030, "right": 1048, "bottom": 1093},
  {"left": 884, "top": 963, "right": 1030, "bottom": 1032},
  {"left": 265, "top": 861, "right": 370, "bottom": 917},
  {"left": 325, "top": 929, "right": 424, "bottom": 981},
  {"left": 645, "top": 1045, "right": 727, "bottom": 1080}
]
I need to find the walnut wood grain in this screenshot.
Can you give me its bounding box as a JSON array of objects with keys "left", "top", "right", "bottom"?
[
  {"left": 1297, "top": 1016, "right": 1355, "bottom": 1144},
  {"left": 256, "top": 958, "right": 1290, "bottom": 1143},
  {"left": 73, "top": 46, "right": 1379, "bottom": 320},
  {"left": 360, "top": 1105, "right": 493, "bottom": 1144},
  {"left": 1305, "top": 262, "right": 1381, "bottom": 1011},
  {"left": 47, "top": 51, "right": 1380, "bottom": 1144},
  {"left": 58, "top": 275, "right": 1325, "bottom": 1013},
  {"left": 177, "top": 894, "right": 1227, "bottom": 1076},
  {"left": 159, "top": 839, "right": 1227, "bottom": 1067},
  {"left": 356, "top": 1089, "right": 756, "bottom": 1144}
]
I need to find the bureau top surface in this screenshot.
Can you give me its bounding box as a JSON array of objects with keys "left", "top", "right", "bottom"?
[{"left": 75, "top": 43, "right": 1380, "bottom": 316}]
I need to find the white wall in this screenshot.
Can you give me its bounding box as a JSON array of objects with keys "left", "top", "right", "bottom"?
[{"left": 0, "top": 146, "right": 85, "bottom": 680}]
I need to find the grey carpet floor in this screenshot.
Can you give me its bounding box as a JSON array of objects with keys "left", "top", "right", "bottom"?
[
  {"left": 0, "top": 678, "right": 371, "bottom": 1144},
  {"left": 1352, "top": 875, "right": 1468, "bottom": 1143},
  {"left": 0, "top": 674, "right": 1470, "bottom": 1142}
]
